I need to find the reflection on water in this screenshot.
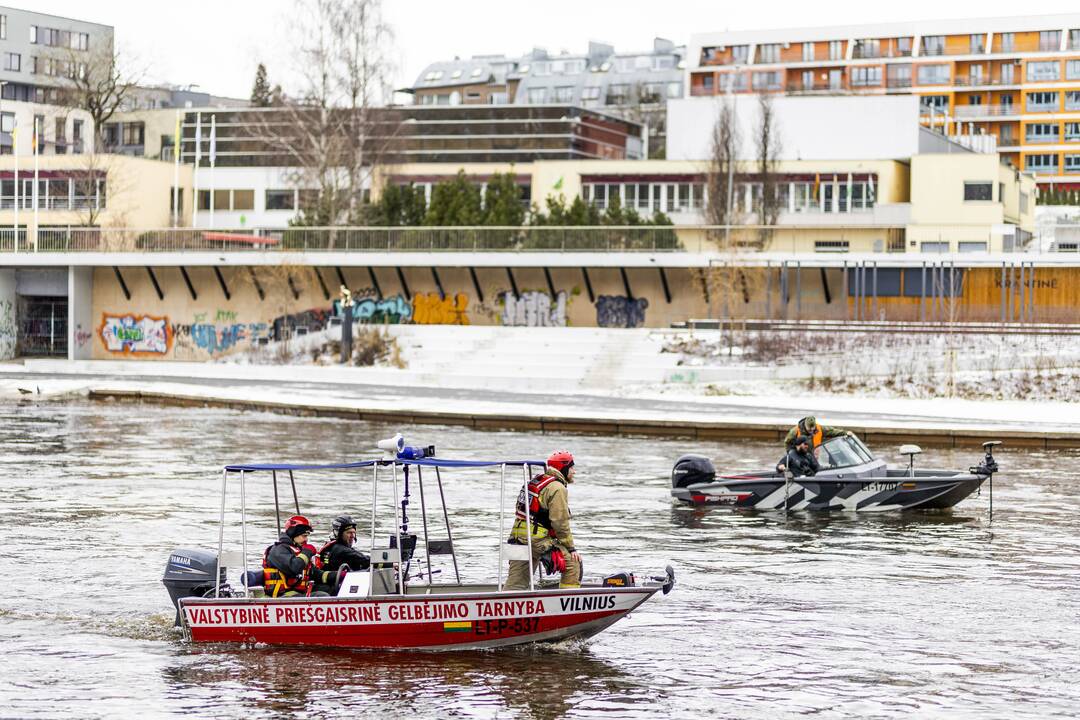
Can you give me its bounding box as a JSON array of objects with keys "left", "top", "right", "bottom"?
[
  {"left": 162, "top": 645, "right": 629, "bottom": 720},
  {"left": 1, "top": 399, "right": 1079, "bottom": 718}
]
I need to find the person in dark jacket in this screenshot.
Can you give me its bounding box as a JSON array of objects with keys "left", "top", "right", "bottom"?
[
  {"left": 263, "top": 515, "right": 331, "bottom": 597},
  {"left": 313, "top": 515, "right": 371, "bottom": 594},
  {"left": 777, "top": 436, "right": 821, "bottom": 477}
]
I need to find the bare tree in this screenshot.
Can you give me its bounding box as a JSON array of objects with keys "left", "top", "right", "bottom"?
[
  {"left": 258, "top": 0, "right": 401, "bottom": 231},
  {"left": 755, "top": 93, "right": 783, "bottom": 234},
  {"left": 705, "top": 95, "right": 741, "bottom": 233},
  {"left": 54, "top": 44, "right": 142, "bottom": 149}
]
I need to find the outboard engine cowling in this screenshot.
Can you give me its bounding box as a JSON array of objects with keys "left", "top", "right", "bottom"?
[
  {"left": 162, "top": 548, "right": 221, "bottom": 625},
  {"left": 672, "top": 454, "right": 716, "bottom": 489}
]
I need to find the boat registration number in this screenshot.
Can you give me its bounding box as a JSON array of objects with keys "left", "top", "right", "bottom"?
[
  {"left": 474, "top": 617, "right": 540, "bottom": 635},
  {"left": 865, "top": 482, "right": 899, "bottom": 492}
]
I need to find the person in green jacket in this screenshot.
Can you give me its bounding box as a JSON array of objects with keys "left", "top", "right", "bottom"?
[{"left": 504, "top": 451, "right": 581, "bottom": 590}]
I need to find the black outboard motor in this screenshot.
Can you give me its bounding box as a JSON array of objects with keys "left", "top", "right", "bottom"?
[
  {"left": 672, "top": 454, "right": 716, "bottom": 489},
  {"left": 162, "top": 548, "right": 221, "bottom": 625}
]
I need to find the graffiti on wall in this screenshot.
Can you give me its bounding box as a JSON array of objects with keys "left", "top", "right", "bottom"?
[
  {"left": 413, "top": 292, "right": 470, "bottom": 325},
  {"left": 170, "top": 308, "right": 330, "bottom": 358},
  {"left": 502, "top": 291, "right": 567, "bottom": 327},
  {"left": 0, "top": 300, "right": 15, "bottom": 360},
  {"left": 596, "top": 296, "right": 649, "bottom": 328},
  {"left": 335, "top": 294, "right": 414, "bottom": 324},
  {"left": 99, "top": 313, "right": 172, "bottom": 355},
  {"left": 74, "top": 324, "right": 93, "bottom": 349},
  {"left": 271, "top": 308, "right": 330, "bottom": 342},
  {"left": 173, "top": 321, "right": 271, "bottom": 356}
]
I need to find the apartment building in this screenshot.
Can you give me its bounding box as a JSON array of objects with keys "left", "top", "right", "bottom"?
[
  {"left": 0, "top": 6, "right": 112, "bottom": 156},
  {"left": 406, "top": 39, "right": 684, "bottom": 157},
  {"left": 0, "top": 5, "right": 113, "bottom": 104},
  {"left": 688, "top": 14, "right": 1080, "bottom": 189}
]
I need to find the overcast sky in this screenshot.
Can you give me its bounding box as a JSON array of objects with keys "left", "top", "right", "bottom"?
[{"left": 20, "top": 0, "right": 1080, "bottom": 100}]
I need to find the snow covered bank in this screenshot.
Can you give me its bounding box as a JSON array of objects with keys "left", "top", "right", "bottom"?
[{"left": 663, "top": 329, "right": 1080, "bottom": 403}]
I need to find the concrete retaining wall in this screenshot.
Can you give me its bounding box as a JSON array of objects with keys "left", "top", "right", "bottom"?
[{"left": 81, "top": 263, "right": 1080, "bottom": 361}]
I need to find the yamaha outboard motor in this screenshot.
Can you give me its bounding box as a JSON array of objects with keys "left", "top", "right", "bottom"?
[
  {"left": 672, "top": 454, "right": 716, "bottom": 489},
  {"left": 162, "top": 548, "right": 221, "bottom": 625}
]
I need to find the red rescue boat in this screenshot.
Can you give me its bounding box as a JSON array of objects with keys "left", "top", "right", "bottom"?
[{"left": 165, "top": 438, "right": 675, "bottom": 650}]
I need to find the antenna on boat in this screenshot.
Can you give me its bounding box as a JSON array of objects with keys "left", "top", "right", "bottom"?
[{"left": 899, "top": 444, "right": 922, "bottom": 478}]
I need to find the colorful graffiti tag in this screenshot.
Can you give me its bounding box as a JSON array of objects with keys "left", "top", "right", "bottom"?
[
  {"left": 99, "top": 313, "right": 172, "bottom": 355},
  {"left": 173, "top": 321, "right": 271, "bottom": 356},
  {"left": 502, "top": 291, "right": 567, "bottom": 327},
  {"left": 334, "top": 294, "right": 414, "bottom": 324},
  {"left": 596, "top": 296, "right": 649, "bottom": 328},
  {"left": 0, "top": 300, "right": 15, "bottom": 360},
  {"left": 413, "top": 292, "right": 470, "bottom": 325}
]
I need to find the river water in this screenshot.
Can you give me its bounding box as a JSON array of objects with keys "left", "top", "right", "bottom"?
[{"left": 1, "top": 399, "right": 1078, "bottom": 719}]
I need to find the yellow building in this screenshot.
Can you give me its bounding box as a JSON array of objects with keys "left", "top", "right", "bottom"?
[
  {"left": 0, "top": 154, "right": 194, "bottom": 236},
  {"left": 377, "top": 153, "right": 1035, "bottom": 253}
]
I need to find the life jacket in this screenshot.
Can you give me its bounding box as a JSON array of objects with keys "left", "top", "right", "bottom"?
[
  {"left": 318, "top": 539, "right": 340, "bottom": 570},
  {"left": 513, "top": 473, "right": 561, "bottom": 540},
  {"left": 792, "top": 421, "right": 824, "bottom": 449},
  {"left": 262, "top": 540, "right": 313, "bottom": 598}
]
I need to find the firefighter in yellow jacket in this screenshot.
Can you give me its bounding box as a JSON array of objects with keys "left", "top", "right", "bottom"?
[{"left": 505, "top": 450, "right": 581, "bottom": 590}]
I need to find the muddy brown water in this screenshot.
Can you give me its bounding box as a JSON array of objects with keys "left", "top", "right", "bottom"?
[{"left": 2, "top": 399, "right": 1078, "bottom": 719}]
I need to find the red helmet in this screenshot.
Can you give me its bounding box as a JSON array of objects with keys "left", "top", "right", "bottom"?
[
  {"left": 547, "top": 451, "right": 574, "bottom": 475},
  {"left": 284, "top": 515, "right": 313, "bottom": 538}
]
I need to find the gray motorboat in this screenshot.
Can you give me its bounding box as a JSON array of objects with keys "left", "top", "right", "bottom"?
[{"left": 671, "top": 436, "right": 1000, "bottom": 512}]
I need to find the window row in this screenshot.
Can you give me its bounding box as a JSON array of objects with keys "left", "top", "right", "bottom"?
[
  {"left": 522, "top": 82, "right": 682, "bottom": 105},
  {"left": 580, "top": 180, "right": 877, "bottom": 214},
  {"left": 0, "top": 177, "right": 106, "bottom": 211},
  {"left": 1024, "top": 153, "right": 1080, "bottom": 172},
  {"left": 1025, "top": 122, "right": 1080, "bottom": 142},
  {"left": 30, "top": 56, "right": 88, "bottom": 80},
  {"left": 701, "top": 30, "right": 1080, "bottom": 67},
  {"left": 1026, "top": 90, "right": 1080, "bottom": 111},
  {"left": 103, "top": 122, "right": 146, "bottom": 147},
  {"left": 582, "top": 182, "right": 706, "bottom": 213},
  {"left": 423, "top": 55, "right": 680, "bottom": 82},
  {"left": 29, "top": 26, "right": 90, "bottom": 50},
  {"left": 0, "top": 114, "right": 86, "bottom": 154},
  {"left": 1027, "top": 59, "right": 1080, "bottom": 81},
  {"left": 191, "top": 188, "right": 330, "bottom": 212}
]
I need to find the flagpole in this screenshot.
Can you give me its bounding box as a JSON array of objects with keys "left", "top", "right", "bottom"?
[
  {"left": 32, "top": 123, "right": 39, "bottom": 251},
  {"left": 208, "top": 114, "right": 216, "bottom": 229},
  {"left": 172, "top": 110, "right": 181, "bottom": 227},
  {"left": 191, "top": 111, "right": 201, "bottom": 227},
  {"left": 12, "top": 122, "right": 17, "bottom": 254}
]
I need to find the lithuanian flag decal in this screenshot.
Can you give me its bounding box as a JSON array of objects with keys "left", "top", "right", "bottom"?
[{"left": 443, "top": 621, "right": 472, "bottom": 633}]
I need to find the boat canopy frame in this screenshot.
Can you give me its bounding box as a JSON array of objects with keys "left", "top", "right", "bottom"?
[{"left": 216, "top": 456, "right": 547, "bottom": 600}]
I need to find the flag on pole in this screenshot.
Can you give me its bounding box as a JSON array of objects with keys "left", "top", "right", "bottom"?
[
  {"left": 194, "top": 113, "right": 202, "bottom": 166},
  {"left": 209, "top": 115, "right": 217, "bottom": 168},
  {"left": 172, "top": 110, "right": 182, "bottom": 227},
  {"left": 174, "top": 111, "right": 181, "bottom": 158},
  {"left": 192, "top": 112, "right": 202, "bottom": 227}
]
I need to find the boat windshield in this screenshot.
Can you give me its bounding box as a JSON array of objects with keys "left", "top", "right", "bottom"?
[{"left": 817, "top": 435, "right": 875, "bottom": 469}]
